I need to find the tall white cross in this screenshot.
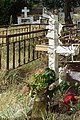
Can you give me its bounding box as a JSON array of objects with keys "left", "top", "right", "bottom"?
[
  {"left": 22, "top": 7, "right": 29, "bottom": 18},
  {"left": 46, "top": 14, "right": 59, "bottom": 78}
]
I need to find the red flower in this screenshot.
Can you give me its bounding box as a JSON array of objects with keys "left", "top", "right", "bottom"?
[{"left": 64, "top": 94, "right": 78, "bottom": 105}]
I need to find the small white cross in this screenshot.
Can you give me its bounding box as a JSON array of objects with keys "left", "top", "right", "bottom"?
[
  {"left": 59, "top": 8, "right": 63, "bottom": 13},
  {"left": 22, "top": 7, "right": 29, "bottom": 18}
]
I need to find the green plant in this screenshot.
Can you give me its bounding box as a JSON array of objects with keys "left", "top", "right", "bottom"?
[
  {"left": 28, "top": 68, "right": 56, "bottom": 97},
  {"left": 57, "top": 81, "right": 71, "bottom": 94}
]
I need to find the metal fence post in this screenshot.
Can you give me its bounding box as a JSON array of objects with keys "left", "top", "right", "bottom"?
[{"left": 6, "top": 36, "right": 9, "bottom": 69}]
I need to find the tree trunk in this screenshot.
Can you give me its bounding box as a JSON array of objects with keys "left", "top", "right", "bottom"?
[{"left": 64, "top": 0, "right": 73, "bottom": 25}]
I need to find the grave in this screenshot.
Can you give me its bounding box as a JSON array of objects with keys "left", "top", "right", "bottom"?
[
  {"left": 58, "top": 8, "right": 65, "bottom": 23},
  {"left": 35, "top": 9, "right": 80, "bottom": 81},
  {"left": 17, "top": 7, "right": 33, "bottom": 24},
  {"left": 73, "top": 14, "right": 80, "bottom": 25},
  {"left": 58, "top": 8, "right": 73, "bottom": 24},
  {"left": 17, "top": 7, "right": 42, "bottom": 24},
  {"left": 17, "top": 7, "right": 50, "bottom": 24}
]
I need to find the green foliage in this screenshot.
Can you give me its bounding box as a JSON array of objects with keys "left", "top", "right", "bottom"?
[
  {"left": 28, "top": 68, "right": 56, "bottom": 96},
  {"left": 41, "top": 0, "right": 80, "bottom": 9},
  {"left": 0, "top": 0, "right": 25, "bottom": 25},
  {"left": 41, "top": 0, "right": 63, "bottom": 9},
  {"left": 54, "top": 80, "right": 80, "bottom": 97},
  {"left": 57, "top": 81, "right": 71, "bottom": 94}
]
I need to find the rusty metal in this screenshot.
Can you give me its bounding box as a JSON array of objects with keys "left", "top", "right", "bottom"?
[{"left": 0, "top": 25, "right": 48, "bottom": 70}]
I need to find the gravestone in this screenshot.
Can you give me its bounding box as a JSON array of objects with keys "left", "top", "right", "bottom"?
[
  {"left": 58, "top": 8, "right": 65, "bottom": 23},
  {"left": 58, "top": 8, "right": 73, "bottom": 24},
  {"left": 22, "top": 7, "right": 29, "bottom": 18},
  {"left": 17, "top": 7, "right": 42, "bottom": 24},
  {"left": 17, "top": 7, "right": 33, "bottom": 24}
]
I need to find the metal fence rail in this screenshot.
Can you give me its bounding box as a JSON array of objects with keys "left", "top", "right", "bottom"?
[{"left": 0, "top": 25, "right": 48, "bottom": 70}]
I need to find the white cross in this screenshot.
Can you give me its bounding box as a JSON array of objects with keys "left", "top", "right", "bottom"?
[{"left": 22, "top": 7, "right": 29, "bottom": 18}]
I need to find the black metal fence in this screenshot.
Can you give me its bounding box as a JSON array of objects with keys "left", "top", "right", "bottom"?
[{"left": 0, "top": 24, "right": 48, "bottom": 70}]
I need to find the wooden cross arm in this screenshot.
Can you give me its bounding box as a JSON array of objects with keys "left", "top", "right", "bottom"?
[{"left": 35, "top": 45, "right": 48, "bottom": 51}]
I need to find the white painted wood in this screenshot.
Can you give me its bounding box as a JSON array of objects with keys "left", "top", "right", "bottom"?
[
  {"left": 56, "top": 45, "right": 79, "bottom": 56},
  {"left": 46, "top": 14, "right": 59, "bottom": 78}
]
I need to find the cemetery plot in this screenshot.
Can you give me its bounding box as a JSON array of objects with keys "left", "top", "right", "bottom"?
[
  {"left": 1, "top": 7, "right": 80, "bottom": 120},
  {"left": 18, "top": 7, "right": 42, "bottom": 24},
  {"left": 35, "top": 12, "right": 80, "bottom": 83}
]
